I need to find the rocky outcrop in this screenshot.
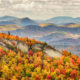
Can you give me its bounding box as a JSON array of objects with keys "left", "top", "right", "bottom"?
[
  {"left": 43, "top": 45, "right": 62, "bottom": 58},
  {"left": 31, "top": 43, "right": 43, "bottom": 51},
  {"left": 31, "top": 43, "right": 62, "bottom": 58},
  {"left": 0, "top": 39, "right": 62, "bottom": 58},
  {"left": 0, "top": 41, "right": 9, "bottom": 50},
  {"left": 17, "top": 41, "right": 28, "bottom": 53}
]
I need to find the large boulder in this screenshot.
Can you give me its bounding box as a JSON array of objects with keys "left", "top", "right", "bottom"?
[
  {"left": 1, "top": 39, "right": 29, "bottom": 53},
  {"left": 31, "top": 43, "right": 62, "bottom": 58},
  {"left": 0, "top": 41, "right": 9, "bottom": 50},
  {"left": 43, "top": 45, "right": 62, "bottom": 58},
  {"left": 2, "top": 39, "right": 17, "bottom": 46},
  {"left": 31, "top": 43, "right": 43, "bottom": 51},
  {"left": 0, "top": 38, "right": 62, "bottom": 57},
  {"left": 17, "top": 41, "right": 29, "bottom": 53}
]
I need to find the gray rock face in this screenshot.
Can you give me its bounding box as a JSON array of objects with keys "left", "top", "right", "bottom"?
[
  {"left": 2, "top": 39, "right": 17, "bottom": 46},
  {"left": 0, "top": 39, "right": 62, "bottom": 58},
  {"left": 0, "top": 39, "right": 28, "bottom": 53},
  {"left": 31, "top": 43, "right": 62, "bottom": 58},
  {"left": 31, "top": 43, "right": 43, "bottom": 51},
  {"left": 17, "top": 41, "right": 28, "bottom": 53},
  {"left": 0, "top": 42, "right": 6, "bottom": 47},
  {"left": 0, "top": 41, "right": 9, "bottom": 50},
  {"left": 43, "top": 46, "right": 62, "bottom": 58}
]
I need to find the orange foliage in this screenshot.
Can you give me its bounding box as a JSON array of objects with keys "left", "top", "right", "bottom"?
[
  {"left": 62, "top": 50, "right": 70, "bottom": 56},
  {"left": 76, "top": 58, "right": 80, "bottom": 64},
  {"left": 70, "top": 70, "right": 77, "bottom": 79}
]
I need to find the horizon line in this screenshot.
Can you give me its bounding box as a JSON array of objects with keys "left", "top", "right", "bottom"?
[{"left": 0, "top": 15, "right": 80, "bottom": 20}]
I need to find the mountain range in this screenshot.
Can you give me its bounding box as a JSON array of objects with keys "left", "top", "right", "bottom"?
[
  {"left": 0, "top": 16, "right": 38, "bottom": 26},
  {"left": 0, "top": 16, "right": 80, "bottom": 56},
  {"left": 0, "top": 16, "right": 19, "bottom": 21},
  {"left": 0, "top": 16, "right": 80, "bottom": 26},
  {"left": 45, "top": 16, "right": 80, "bottom": 25}
]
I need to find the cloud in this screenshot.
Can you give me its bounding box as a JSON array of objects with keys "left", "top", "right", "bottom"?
[{"left": 0, "top": 0, "right": 80, "bottom": 19}]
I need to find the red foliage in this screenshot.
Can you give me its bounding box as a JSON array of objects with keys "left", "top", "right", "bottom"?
[
  {"left": 28, "top": 50, "right": 33, "bottom": 56},
  {"left": 35, "top": 75, "right": 41, "bottom": 80},
  {"left": 70, "top": 70, "right": 77, "bottom": 79},
  {"left": 50, "top": 67, "right": 54, "bottom": 72},
  {"left": 72, "top": 59, "right": 75, "bottom": 64},
  {"left": 61, "top": 69, "right": 65, "bottom": 74},
  {"left": 0, "top": 49, "right": 3, "bottom": 53},
  {"left": 46, "top": 75, "right": 52, "bottom": 80},
  {"left": 11, "top": 41, "right": 15, "bottom": 45}
]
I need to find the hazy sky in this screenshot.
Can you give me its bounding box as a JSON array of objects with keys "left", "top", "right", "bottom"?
[{"left": 0, "top": 0, "right": 80, "bottom": 20}]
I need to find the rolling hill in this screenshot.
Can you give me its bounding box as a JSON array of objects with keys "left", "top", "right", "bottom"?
[
  {"left": 0, "top": 33, "right": 80, "bottom": 79},
  {"left": 0, "top": 16, "right": 80, "bottom": 56},
  {"left": 13, "top": 17, "right": 38, "bottom": 26},
  {"left": 61, "top": 23, "right": 80, "bottom": 28},
  {"left": 0, "top": 16, "right": 19, "bottom": 21},
  {"left": 45, "top": 16, "right": 80, "bottom": 25},
  {"left": 4, "top": 23, "right": 80, "bottom": 38},
  {"left": 0, "top": 17, "right": 38, "bottom": 27},
  {"left": 51, "top": 38, "right": 80, "bottom": 45},
  {"left": 0, "top": 24, "right": 21, "bottom": 31}
]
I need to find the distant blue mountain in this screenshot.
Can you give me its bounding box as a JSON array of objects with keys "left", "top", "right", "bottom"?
[
  {"left": 0, "top": 16, "right": 80, "bottom": 26},
  {"left": 24, "top": 25, "right": 42, "bottom": 31},
  {"left": 63, "top": 23, "right": 75, "bottom": 25},
  {"left": 1, "top": 16, "right": 80, "bottom": 56},
  {"left": 51, "top": 38, "right": 80, "bottom": 45},
  {"left": 46, "top": 16, "right": 80, "bottom": 25},
  {"left": 1, "top": 16, "right": 80, "bottom": 26},
  {"left": 40, "top": 24, "right": 80, "bottom": 34},
  {"left": 0, "top": 17, "right": 38, "bottom": 26},
  {"left": 38, "top": 32, "right": 66, "bottom": 43},
  {"left": 6, "top": 24, "right": 80, "bottom": 37},
  {"left": 0, "top": 21, "right": 15, "bottom": 25},
  {"left": 0, "top": 16, "right": 19, "bottom": 21},
  {"left": 13, "top": 17, "right": 38, "bottom": 26}
]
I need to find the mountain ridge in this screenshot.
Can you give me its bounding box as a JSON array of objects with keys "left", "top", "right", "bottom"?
[{"left": 0, "top": 16, "right": 19, "bottom": 21}]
